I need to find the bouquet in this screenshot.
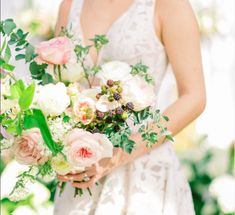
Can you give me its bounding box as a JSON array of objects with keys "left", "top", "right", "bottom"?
[{"left": 0, "top": 19, "right": 173, "bottom": 200}]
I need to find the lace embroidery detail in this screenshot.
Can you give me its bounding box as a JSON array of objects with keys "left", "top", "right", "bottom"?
[{"left": 54, "top": 1, "right": 195, "bottom": 214}]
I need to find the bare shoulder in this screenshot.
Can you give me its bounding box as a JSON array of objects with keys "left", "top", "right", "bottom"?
[
  {"left": 155, "top": 0, "right": 199, "bottom": 44},
  {"left": 55, "top": 0, "right": 73, "bottom": 36}
]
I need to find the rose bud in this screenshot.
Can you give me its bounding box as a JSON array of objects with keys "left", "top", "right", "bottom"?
[
  {"left": 96, "top": 110, "right": 105, "bottom": 118},
  {"left": 116, "top": 107, "right": 124, "bottom": 115},
  {"left": 107, "top": 79, "right": 114, "bottom": 87},
  {"left": 126, "top": 102, "right": 134, "bottom": 110},
  {"left": 113, "top": 93, "right": 121, "bottom": 101}
]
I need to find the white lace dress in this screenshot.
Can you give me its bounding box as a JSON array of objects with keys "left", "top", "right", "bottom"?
[{"left": 54, "top": 0, "right": 195, "bottom": 214}]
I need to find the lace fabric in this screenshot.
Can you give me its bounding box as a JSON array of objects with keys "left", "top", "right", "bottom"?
[{"left": 54, "top": 0, "right": 195, "bottom": 214}]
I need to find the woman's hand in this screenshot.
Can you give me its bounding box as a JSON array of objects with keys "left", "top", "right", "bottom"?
[{"left": 57, "top": 148, "right": 123, "bottom": 189}]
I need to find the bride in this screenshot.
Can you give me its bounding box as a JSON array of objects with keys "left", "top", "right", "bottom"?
[{"left": 54, "top": 0, "right": 206, "bottom": 214}]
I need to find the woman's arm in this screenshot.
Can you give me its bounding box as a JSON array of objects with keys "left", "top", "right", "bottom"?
[
  {"left": 58, "top": 0, "right": 206, "bottom": 188},
  {"left": 54, "top": 0, "right": 72, "bottom": 36},
  {"left": 116, "top": 0, "right": 206, "bottom": 166}
]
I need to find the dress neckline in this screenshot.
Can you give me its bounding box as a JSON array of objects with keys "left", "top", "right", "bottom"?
[{"left": 78, "top": 0, "right": 137, "bottom": 65}]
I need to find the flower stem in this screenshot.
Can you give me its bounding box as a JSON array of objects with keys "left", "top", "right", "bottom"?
[
  {"left": 74, "top": 187, "right": 83, "bottom": 197},
  {"left": 58, "top": 65, "right": 62, "bottom": 82}
]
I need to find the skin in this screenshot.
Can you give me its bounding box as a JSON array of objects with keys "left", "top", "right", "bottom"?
[{"left": 56, "top": 0, "right": 206, "bottom": 189}]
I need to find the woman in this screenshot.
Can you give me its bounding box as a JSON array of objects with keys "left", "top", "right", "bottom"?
[{"left": 54, "top": 0, "right": 206, "bottom": 214}]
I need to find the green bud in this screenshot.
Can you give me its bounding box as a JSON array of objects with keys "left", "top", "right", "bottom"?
[
  {"left": 121, "top": 112, "right": 128, "bottom": 120},
  {"left": 101, "top": 85, "right": 107, "bottom": 94},
  {"left": 117, "top": 86, "right": 123, "bottom": 93},
  {"left": 108, "top": 96, "right": 114, "bottom": 102}
]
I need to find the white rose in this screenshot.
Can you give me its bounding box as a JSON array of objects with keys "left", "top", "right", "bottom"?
[
  {"left": 122, "top": 76, "right": 156, "bottom": 111},
  {"left": 61, "top": 62, "right": 84, "bottom": 83},
  {"left": 97, "top": 61, "right": 132, "bottom": 84},
  {"left": 37, "top": 82, "right": 70, "bottom": 116},
  {"left": 96, "top": 95, "right": 120, "bottom": 112},
  {"left": 46, "top": 62, "right": 84, "bottom": 83},
  {"left": 64, "top": 129, "right": 113, "bottom": 168}
]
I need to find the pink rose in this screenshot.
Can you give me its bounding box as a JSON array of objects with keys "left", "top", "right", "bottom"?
[
  {"left": 13, "top": 128, "right": 49, "bottom": 165},
  {"left": 35, "top": 37, "right": 74, "bottom": 65},
  {"left": 64, "top": 129, "right": 113, "bottom": 168}
]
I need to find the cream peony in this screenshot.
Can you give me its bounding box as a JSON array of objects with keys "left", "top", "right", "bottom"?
[
  {"left": 122, "top": 76, "right": 156, "bottom": 111},
  {"left": 97, "top": 61, "right": 132, "bottom": 84},
  {"left": 61, "top": 62, "right": 84, "bottom": 83},
  {"left": 36, "top": 82, "right": 70, "bottom": 116},
  {"left": 12, "top": 128, "right": 50, "bottom": 165},
  {"left": 63, "top": 129, "right": 113, "bottom": 168}
]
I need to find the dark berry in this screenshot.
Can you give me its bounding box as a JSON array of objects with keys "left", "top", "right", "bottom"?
[
  {"left": 126, "top": 102, "right": 134, "bottom": 110},
  {"left": 107, "top": 79, "right": 114, "bottom": 87},
  {"left": 114, "top": 125, "right": 120, "bottom": 131},
  {"left": 116, "top": 107, "right": 124, "bottom": 115},
  {"left": 113, "top": 93, "right": 121, "bottom": 101},
  {"left": 92, "top": 128, "right": 100, "bottom": 133},
  {"left": 96, "top": 110, "right": 105, "bottom": 118}
]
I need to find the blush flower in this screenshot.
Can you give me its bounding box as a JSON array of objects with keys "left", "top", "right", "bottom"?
[
  {"left": 12, "top": 128, "right": 50, "bottom": 165},
  {"left": 63, "top": 129, "right": 113, "bottom": 168},
  {"left": 72, "top": 96, "right": 96, "bottom": 125},
  {"left": 35, "top": 37, "right": 74, "bottom": 65},
  {"left": 122, "top": 75, "right": 156, "bottom": 111}
]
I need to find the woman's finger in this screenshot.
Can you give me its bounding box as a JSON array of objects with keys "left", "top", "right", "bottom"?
[
  {"left": 62, "top": 167, "right": 97, "bottom": 181},
  {"left": 71, "top": 177, "right": 96, "bottom": 189}
]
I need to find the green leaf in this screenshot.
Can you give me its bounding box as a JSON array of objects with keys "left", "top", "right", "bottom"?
[
  {"left": 19, "top": 83, "right": 35, "bottom": 111},
  {"left": 42, "top": 73, "right": 53, "bottom": 85},
  {"left": 0, "top": 38, "right": 7, "bottom": 55},
  {"left": 25, "top": 44, "right": 35, "bottom": 62},
  {"left": 4, "top": 45, "right": 11, "bottom": 63},
  {"left": 15, "top": 54, "right": 25, "bottom": 61},
  {"left": 2, "top": 19, "right": 16, "bottom": 35},
  {"left": 166, "top": 135, "right": 174, "bottom": 142},
  {"left": 63, "top": 115, "right": 70, "bottom": 123},
  {"left": 0, "top": 58, "right": 15, "bottom": 71},
  {"left": 29, "top": 61, "right": 47, "bottom": 80},
  {"left": 10, "top": 80, "right": 25, "bottom": 99},
  {"left": 23, "top": 109, "right": 61, "bottom": 155}
]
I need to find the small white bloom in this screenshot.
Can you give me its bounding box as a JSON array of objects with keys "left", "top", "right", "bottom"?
[
  {"left": 122, "top": 75, "right": 156, "bottom": 111},
  {"left": 36, "top": 82, "right": 70, "bottom": 116},
  {"left": 47, "top": 117, "right": 73, "bottom": 142},
  {"left": 97, "top": 61, "right": 132, "bottom": 84},
  {"left": 96, "top": 95, "right": 120, "bottom": 112},
  {"left": 51, "top": 154, "right": 73, "bottom": 175},
  {"left": 209, "top": 175, "right": 235, "bottom": 213}
]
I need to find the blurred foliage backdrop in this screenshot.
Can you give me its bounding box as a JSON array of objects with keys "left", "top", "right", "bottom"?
[{"left": 1, "top": 0, "right": 235, "bottom": 214}]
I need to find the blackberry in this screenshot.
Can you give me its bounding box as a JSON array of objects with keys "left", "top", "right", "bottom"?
[
  {"left": 114, "top": 125, "right": 120, "bottom": 131},
  {"left": 113, "top": 93, "right": 121, "bottom": 101},
  {"left": 126, "top": 102, "right": 134, "bottom": 110},
  {"left": 107, "top": 79, "right": 114, "bottom": 87},
  {"left": 92, "top": 128, "right": 100, "bottom": 133},
  {"left": 116, "top": 107, "right": 124, "bottom": 115}
]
